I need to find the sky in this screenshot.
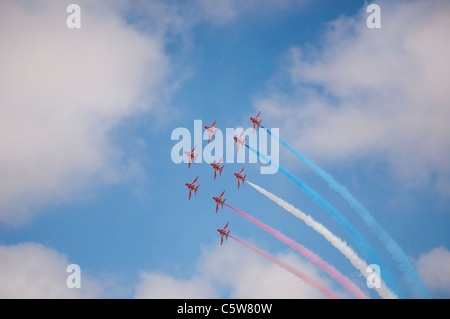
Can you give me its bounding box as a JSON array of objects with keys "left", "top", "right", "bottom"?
[{"left": 0, "top": 0, "right": 450, "bottom": 299}]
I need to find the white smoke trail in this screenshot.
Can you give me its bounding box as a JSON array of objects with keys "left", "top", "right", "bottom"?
[{"left": 247, "top": 180, "right": 398, "bottom": 299}]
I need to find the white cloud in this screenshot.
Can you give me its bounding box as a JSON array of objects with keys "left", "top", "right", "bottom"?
[
  {"left": 0, "top": 240, "right": 352, "bottom": 299},
  {"left": 135, "top": 272, "right": 218, "bottom": 299},
  {"left": 0, "top": 242, "right": 102, "bottom": 298},
  {"left": 416, "top": 246, "right": 450, "bottom": 296},
  {"left": 0, "top": 0, "right": 173, "bottom": 224},
  {"left": 136, "top": 241, "right": 349, "bottom": 299},
  {"left": 253, "top": 0, "right": 450, "bottom": 192}
]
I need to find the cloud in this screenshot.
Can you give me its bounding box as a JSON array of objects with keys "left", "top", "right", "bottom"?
[
  {"left": 0, "top": 240, "right": 353, "bottom": 299},
  {"left": 135, "top": 241, "right": 349, "bottom": 298},
  {"left": 253, "top": 0, "right": 450, "bottom": 192},
  {"left": 0, "top": 242, "right": 102, "bottom": 298},
  {"left": 416, "top": 246, "right": 450, "bottom": 296},
  {"left": 0, "top": 0, "right": 173, "bottom": 224},
  {"left": 135, "top": 272, "right": 218, "bottom": 299}
]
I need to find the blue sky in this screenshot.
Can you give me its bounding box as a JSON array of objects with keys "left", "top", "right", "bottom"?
[{"left": 1, "top": 0, "right": 450, "bottom": 298}]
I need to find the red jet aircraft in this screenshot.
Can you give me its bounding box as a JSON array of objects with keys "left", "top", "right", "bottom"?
[
  {"left": 184, "top": 145, "right": 198, "bottom": 168},
  {"left": 204, "top": 120, "right": 218, "bottom": 143},
  {"left": 212, "top": 190, "right": 226, "bottom": 213},
  {"left": 233, "top": 166, "right": 246, "bottom": 189},
  {"left": 185, "top": 176, "right": 199, "bottom": 200},
  {"left": 250, "top": 111, "right": 262, "bottom": 132},
  {"left": 233, "top": 131, "right": 245, "bottom": 154},
  {"left": 217, "top": 222, "right": 230, "bottom": 245},
  {"left": 210, "top": 156, "right": 224, "bottom": 180}
]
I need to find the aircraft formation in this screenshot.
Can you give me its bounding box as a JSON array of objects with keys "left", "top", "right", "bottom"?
[{"left": 183, "top": 112, "right": 261, "bottom": 245}]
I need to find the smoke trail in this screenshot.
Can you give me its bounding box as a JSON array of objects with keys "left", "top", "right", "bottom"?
[
  {"left": 225, "top": 203, "right": 369, "bottom": 299},
  {"left": 244, "top": 143, "right": 398, "bottom": 294},
  {"left": 228, "top": 234, "right": 340, "bottom": 299},
  {"left": 262, "top": 126, "right": 429, "bottom": 298},
  {"left": 247, "top": 181, "right": 398, "bottom": 299}
]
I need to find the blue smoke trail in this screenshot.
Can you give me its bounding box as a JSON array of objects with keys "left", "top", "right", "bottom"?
[
  {"left": 262, "top": 126, "right": 430, "bottom": 298},
  {"left": 245, "top": 143, "right": 400, "bottom": 296}
]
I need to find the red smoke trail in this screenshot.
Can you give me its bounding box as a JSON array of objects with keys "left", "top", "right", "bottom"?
[
  {"left": 228, "top": 234, "right": 339, "bottom": 299},
  {"left": 225, "top": 203, "right": 369, "bottom": 299}
]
